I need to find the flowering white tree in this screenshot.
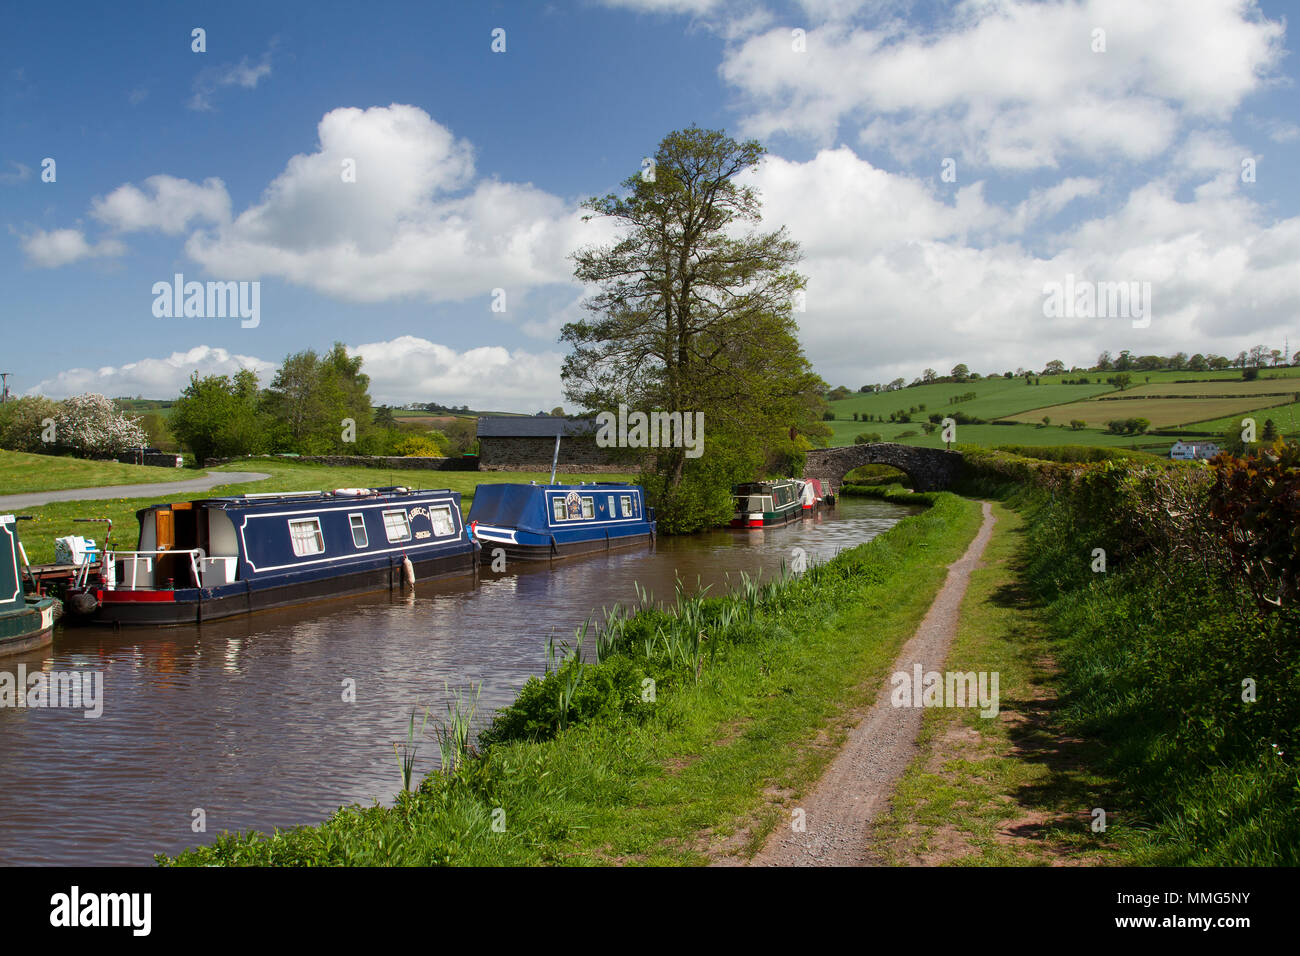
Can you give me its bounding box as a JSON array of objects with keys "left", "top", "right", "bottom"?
[{"left": 55, "top": 393, "right": 147, "bottom": 457}]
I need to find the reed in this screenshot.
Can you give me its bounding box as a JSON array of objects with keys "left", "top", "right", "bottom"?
[
  {"left": 393, "top": 707, "right": 430, "bottom": 793},
  {"left": 432, "top": 683, "right": 481, "bottom": 774}
]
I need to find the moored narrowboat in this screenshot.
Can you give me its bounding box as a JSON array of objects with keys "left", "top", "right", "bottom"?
[
  {"left": 467, "top": 482, "right": 655, "bottom": 562},
  {"left": 800, "top": 478, "right": 834, "bottom": 511},
  {"left": 731, "top": 479, "right": 803, "bottom": 528},
  {"left": 64, "top": 487, "right": 478, "bottom": 626},
  {"left": 1, "top": 515, "right": 58, "bottom": 656}
]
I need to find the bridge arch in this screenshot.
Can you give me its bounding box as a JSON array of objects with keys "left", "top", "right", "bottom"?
[{"left": 803, "top": 443, "right": 964, "bottom": 494}]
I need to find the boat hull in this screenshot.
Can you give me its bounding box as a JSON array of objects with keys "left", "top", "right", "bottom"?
[
  {"left": 477, "top": 530, "right": 654, "bottom": 563},
  {"left": 74, "top": 547, "right": 478, "bottom": 627},
  {"left": 0, "top": 599, "right": 57, "bottom": 657},
  {"left": 730, "top": 503, "right": 804, "bottom": 528}
]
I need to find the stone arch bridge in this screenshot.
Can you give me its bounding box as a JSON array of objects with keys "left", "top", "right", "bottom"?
[{"left": 804, "top": 443, "right": 964, "bottom": 494}]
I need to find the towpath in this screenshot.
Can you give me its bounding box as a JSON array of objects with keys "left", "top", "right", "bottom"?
[
  {"left": 0, "top": 472, "right": 271, "bottom": 510},
  {"left": 749, "top": 500, "right": 997, "bottom": 866}
]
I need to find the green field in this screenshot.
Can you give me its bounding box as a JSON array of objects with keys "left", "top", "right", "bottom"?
[
  {"left": 1105, "top": 379, "right": 1300, "bottom": 398},
  {"left": 828, "top": 368, "right": 1300, "bottom": 448},
  {"left": 1184, "top": 399, "right": 1300, "bottom": 435},
  {"left": 9, "top": 457, "right": 635, "bottom": 565},
  {"left": 828, "top": 420, "right": 1170, "bottom": 451},
  {"left": 1005, "top": 396, "right": 1276, "bottom": 430},
  {"left": 0, "top": 449, "right": 192, "bottom": 496}
]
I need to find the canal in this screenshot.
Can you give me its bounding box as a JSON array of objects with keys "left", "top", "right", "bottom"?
[{"left": 0, "top": 495, "right": 918, "bottom": 865}]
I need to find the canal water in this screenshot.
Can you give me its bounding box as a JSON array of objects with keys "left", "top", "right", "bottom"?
[{"left": 0, "top": 496, "right": 917, "bottom": 865}]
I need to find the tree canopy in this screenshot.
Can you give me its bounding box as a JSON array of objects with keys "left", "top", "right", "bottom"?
[{"left": 562, "top": 126, "right": 830, "bottom": 531}]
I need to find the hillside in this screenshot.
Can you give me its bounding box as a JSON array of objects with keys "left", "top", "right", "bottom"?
[{"left": 827, "top": 367, "right": 1300, "bottom": 450}]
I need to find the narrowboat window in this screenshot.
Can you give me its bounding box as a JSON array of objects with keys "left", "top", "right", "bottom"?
[
  {"left": 620, "top": 495, "right": 633, "bottom": 516},
  {"left": 382, "top": 510, "right": 412, "bottom": 543},
  {"left": 552, "top": 497, "right": 566, "bottom": 521},
  {"left": 430, "top": 505, "right": 456, "bottom": 537},
  {"left": 581, "top": 496, "right": 595, "bottom": 519},
  {"left": 607, "top": 495, "right": 615, "bottom": 515},
  {"left": 289, "top": 518, "right": 324, "bottom": 557},
  {"left": 348, "top": 514, "right": 368, "bottom": 549}
]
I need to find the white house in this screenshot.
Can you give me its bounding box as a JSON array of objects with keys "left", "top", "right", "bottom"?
[{"left": 1169, "top": 440, "right": 1221, "bottom": 460}]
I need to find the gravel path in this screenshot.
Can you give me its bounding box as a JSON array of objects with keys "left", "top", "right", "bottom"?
[
  {"left": 0, "top": 472, "right": 271, "bottom": 510},
  {"left": 749, "top": 501, "right": 996, "bottom": 867}
]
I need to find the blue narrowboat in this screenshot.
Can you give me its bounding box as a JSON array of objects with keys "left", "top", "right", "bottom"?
[
  {"left": 65, "top": 487, "right": 478, "bottom": 626},
  {"left": 2, "top": 515, "right": 59, "bottom": 656},
  {"left": 467, "top": 482, "right": 655, "bottom": 562}
]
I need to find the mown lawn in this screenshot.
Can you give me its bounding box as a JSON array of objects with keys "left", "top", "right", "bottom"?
[{"left": 0, "top": 449, "right": 191, "bottom": 496}]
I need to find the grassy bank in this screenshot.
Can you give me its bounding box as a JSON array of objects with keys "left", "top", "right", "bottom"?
[
  {"left": 12, "top": 460, "right": 634, "bottom": 564},
  {"left": 1016, "top": 478, "right": 1300, "bottom": 865},
  {"left": 160, "top": 488, "right": 984, "bottom": 866},
  {"left": 879, "top": 448, "right": 1300, "bottom": 866},
  {"left": 0, "top": 449, "right": 192, "bottom": 496}
]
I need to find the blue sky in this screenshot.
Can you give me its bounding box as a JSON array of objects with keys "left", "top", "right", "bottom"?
[{"left": 4, "top": 0, "right": 1298, "bottom": 410}]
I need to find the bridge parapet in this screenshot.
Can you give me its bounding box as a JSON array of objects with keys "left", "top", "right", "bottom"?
[{"left": 804, "top": 443, "right": 963, "bottom": 493}]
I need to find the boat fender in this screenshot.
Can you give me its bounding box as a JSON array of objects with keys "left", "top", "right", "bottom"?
[
  {"left": 66, "top": 591, "right": 99, "bottom": 616},
  {"left": 402, "top": 555, "right": 415, "bottom": 592}
]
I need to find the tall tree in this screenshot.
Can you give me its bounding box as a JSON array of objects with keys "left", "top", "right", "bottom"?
[
  {"left": 170, "top": 371, "right": 267, "bottom": 465},
  {"left": 260, "top": 344, "right": 375, "bottom": 454},
  {"left": 562, "top": 126, "right": 828, "bottom": 531}
]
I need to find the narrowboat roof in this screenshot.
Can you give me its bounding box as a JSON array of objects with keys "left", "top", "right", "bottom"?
[{"left": 136, "top": 486, "right": 454, "bottom": 511}]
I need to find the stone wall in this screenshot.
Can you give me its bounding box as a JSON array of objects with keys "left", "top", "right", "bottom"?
[
  {"left": 202, "top": 455, "right": 479, "bottom": 471},
  {"left": 803, "top": 443, "right": 964, "bottom": 493}
]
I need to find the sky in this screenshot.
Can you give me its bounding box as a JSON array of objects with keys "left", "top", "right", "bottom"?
[{"left": 3, "top": 0, "right": 1298, "bottom": 411}]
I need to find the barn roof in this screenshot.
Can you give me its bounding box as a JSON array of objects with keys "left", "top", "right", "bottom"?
[{"left": 476, "top": 415, "right": 597, "bottom": 438}]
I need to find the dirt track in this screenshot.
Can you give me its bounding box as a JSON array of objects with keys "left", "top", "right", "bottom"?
[{"left": 748, "top": 500, "right": 996, "bottom": 866}]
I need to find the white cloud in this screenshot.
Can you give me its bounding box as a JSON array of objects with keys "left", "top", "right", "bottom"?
[
  {"left": 0, "top": 160, "right": 32, "bottom": 184},
  {"left": 741, "top": 147, "right": 1300, "bottom": 388},
  {"left": 20, "top": 228, "right": 125, "bottom": 268},
  {"left": 189, "top": 49, "right": 273, "bottom": 111},
  {"left": 721, "top": 0, "right": 1286, "bottom": 169},
  {"left": 183, "top": 104, "right": 611, "bottom": 304},
  {"left": 28, "top": 346, "right": 274, "bottom": 399},
  {"left": 1247, "top": 115, "right": 1300, "bottom": 143},
  {"left": 597, "top": 0, "right": 721, "bottom": 14},
  {"left": 29, "top": 339, "right": 566, "bottom": 410},
  {"left": 91, "top": 175, "right": 231, "bottom": 234},
  {"left": 350, "top": 336, "right": 564, "bottom": 410}
]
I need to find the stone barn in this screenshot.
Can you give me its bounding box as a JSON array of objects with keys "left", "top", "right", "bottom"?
[{"left": 476, "top": 416, "right": 627, "bottom": 473}]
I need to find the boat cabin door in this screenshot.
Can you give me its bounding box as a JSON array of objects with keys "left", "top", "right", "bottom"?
[{"left": 155, "top": 509, "right": 174, "bottom": 551}]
